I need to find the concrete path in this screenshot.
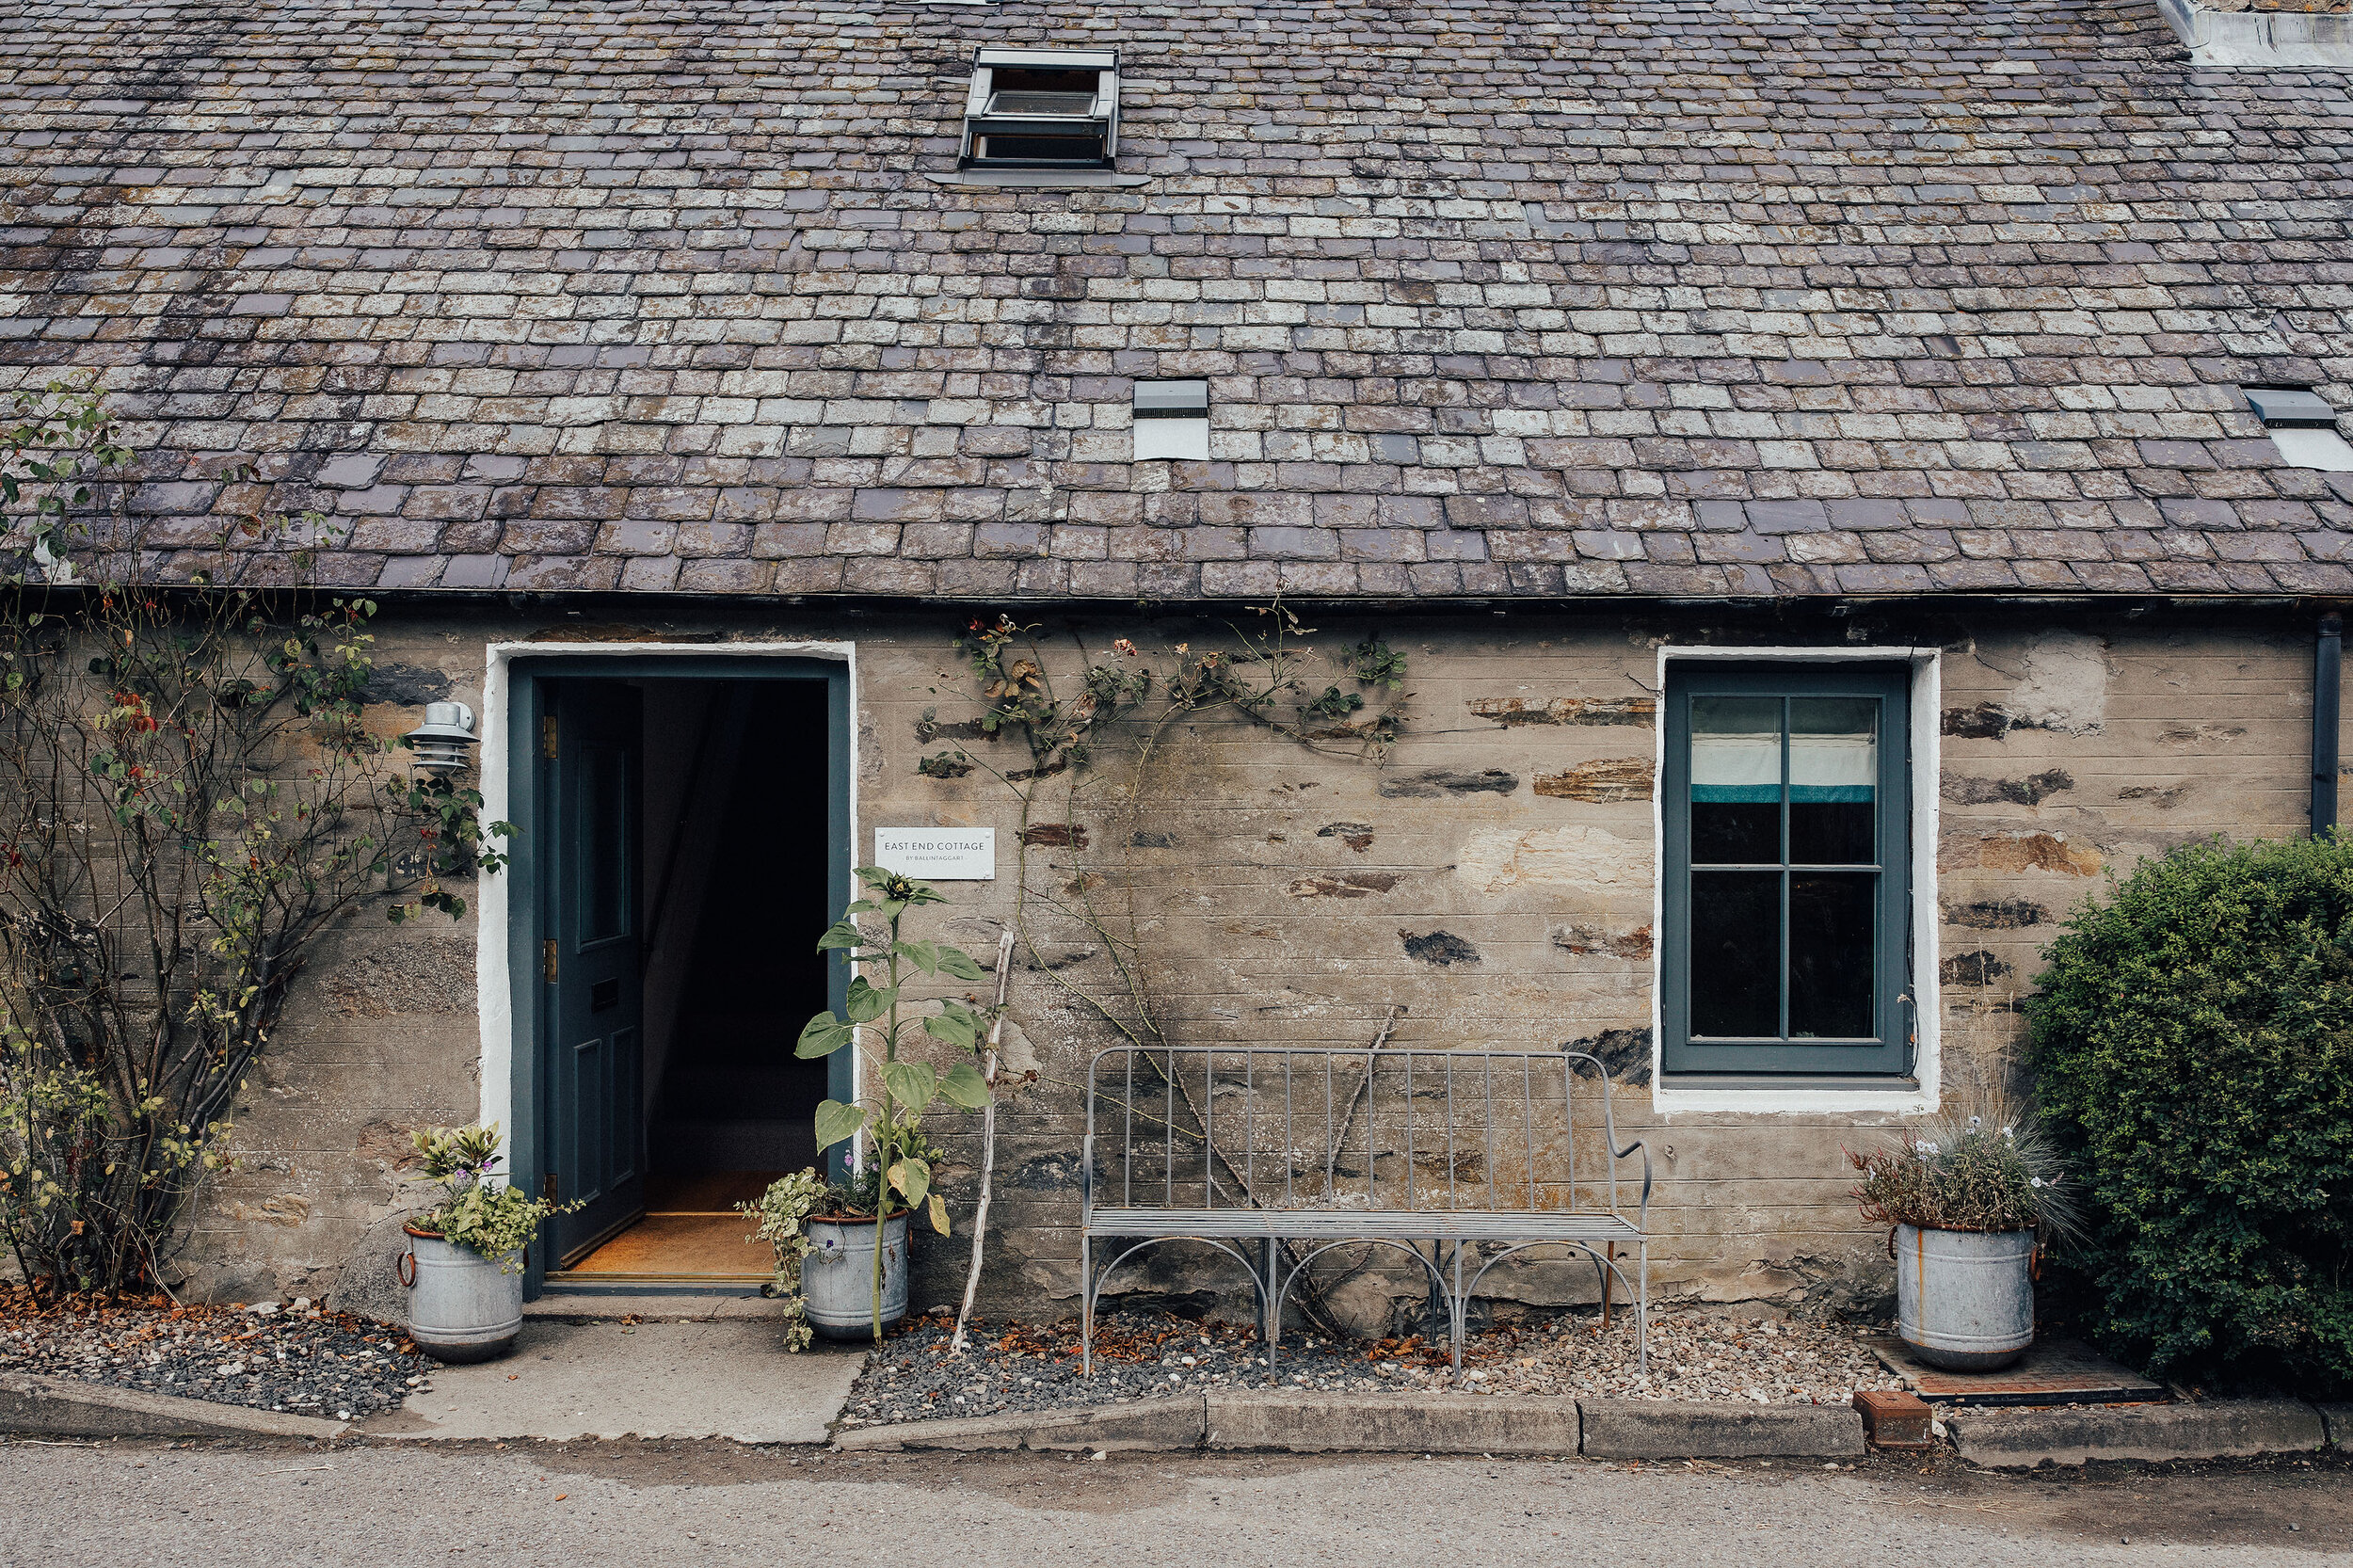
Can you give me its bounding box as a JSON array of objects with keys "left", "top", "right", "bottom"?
[
  {"left": 1, "top": 1437, "right": 2343, "bottom": 1567},
  {"left": 362, "top": 1320, "right": 865, "bottom": 1444}
]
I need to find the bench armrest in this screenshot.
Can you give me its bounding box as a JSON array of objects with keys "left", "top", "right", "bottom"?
[
  {"left": 1612, "top": 1134, "right": 1654, "bottom": 1229},
  {"left": 1080, "top": 1133, "right": 1095, "bottom": 1218},
  {"left": 1565, "top": 1048, "right": 1654, "bottom": 1232}
]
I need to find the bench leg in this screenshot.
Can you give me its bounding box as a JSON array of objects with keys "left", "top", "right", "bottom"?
[
  {"left": 1450, "top": 1241, "right": 1465, "bottom": 1376},
  {"left": 1636, "top": 1240, "right": 1649, "bottom": 1376},
  {"left": 1080, "top": 1232, "right": 1095, "bottom": 1378},
  {"left": 1261, "top": 1237, "right": 1280, "bottom": 1368}
]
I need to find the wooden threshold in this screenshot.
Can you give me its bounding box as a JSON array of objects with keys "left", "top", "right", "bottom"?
[{"left": 542, "top": 1270, "right": 771, "bottom": 1288}]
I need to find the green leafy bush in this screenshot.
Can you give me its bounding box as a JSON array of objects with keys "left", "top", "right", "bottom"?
[
  {"left": 796, "top": 866, "right": 995, "bottom": 1340},
  {"left": 2028, "top": 834, "right": 2353, "bottom": 1391}
]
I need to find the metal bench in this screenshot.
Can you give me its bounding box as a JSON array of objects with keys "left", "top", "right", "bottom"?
[{"left": 1080, "top": 1045, "right": 1653, "bottom": 1375}]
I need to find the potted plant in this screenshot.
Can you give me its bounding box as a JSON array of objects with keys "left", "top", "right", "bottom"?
[
  {"left": 401, "top": 1124, "right": 571, "bottom": 1363},
  {"left": 1851, "top": 1100, "right": 2075, "bottom": 1371},
  {"left": 794, "top": 867, "right": 997, "bottom": 1342},
  {"left": 736, "top": 1168, "right": 830, "bottom": 1351}
]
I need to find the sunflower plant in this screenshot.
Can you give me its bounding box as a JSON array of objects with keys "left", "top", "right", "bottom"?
[{"left": 794, "top": 866, "right": 994, "bottom": 1341}]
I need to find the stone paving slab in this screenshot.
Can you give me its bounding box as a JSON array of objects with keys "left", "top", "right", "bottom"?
[
  {"left": 1205, "top": 1391, "right": 1582, "bottom": 1455},
  {"left": 1946, "top": 1399, "right": 2326, "bottom": 1468},
  {"left": 837, "top": 1393, "right": 1855, "bottom": 1458},
  {"left": 837, "top": 1398, "right": 1208, "bottom": 1453},
  {"left": 360, "top": 1319, "right": 862, "bottom": 1444},
  {"left": 1579, "top": 1399, "right": 1866, "bottom": 1460},
  {"left": 522, "top": 1289, "right": 802, "bottom": 1323}
]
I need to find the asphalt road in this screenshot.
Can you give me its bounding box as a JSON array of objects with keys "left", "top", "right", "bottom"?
[{"left": 1, "top": 1436, "right": 2345, "bottom": 1567}]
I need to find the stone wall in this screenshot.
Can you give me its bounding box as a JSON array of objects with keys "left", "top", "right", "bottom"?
[{"left": 181, "top": 599, "right": 2321, "bottom": 1323}]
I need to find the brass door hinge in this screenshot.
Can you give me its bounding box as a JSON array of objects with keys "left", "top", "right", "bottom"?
[
  {"left": 542, "top": 1173, "right": 559, "bottom": 1204},
  {"left": 541, "top": 713, "right": 558, "bottom": 760},
  {"left": 542, "top": 938, "right": 558, "bottom": 983}
]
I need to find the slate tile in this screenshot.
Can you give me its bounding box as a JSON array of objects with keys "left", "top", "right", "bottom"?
[{"left": 3, "top": 2, "right": 2328, "bottom": 605}]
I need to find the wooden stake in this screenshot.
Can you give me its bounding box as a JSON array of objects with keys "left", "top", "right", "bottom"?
[{"left": 951, "top": 928, "right": 1018, "bottom": 1354}]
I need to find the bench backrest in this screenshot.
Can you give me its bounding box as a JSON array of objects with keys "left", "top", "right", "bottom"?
[{"left": 1083, "top": 1046, "right": 1636, "bottom": 1221}]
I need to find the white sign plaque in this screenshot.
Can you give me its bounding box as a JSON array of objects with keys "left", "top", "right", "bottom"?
[{"left": 873, "top": 827, "right": 997, "bottom": 881}]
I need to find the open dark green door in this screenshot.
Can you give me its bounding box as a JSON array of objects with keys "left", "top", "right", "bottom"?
[{"left": 542, "top": 680, "right": 646, "bottom": 1264}]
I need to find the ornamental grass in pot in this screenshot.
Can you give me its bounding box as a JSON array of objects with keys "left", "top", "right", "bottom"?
[
  {"left": 401, "top": 1124, "right": 573, "bottom": 1363},
  {"left": 1850, "top": 1097, "right": 2076, "bottom": 1371}
]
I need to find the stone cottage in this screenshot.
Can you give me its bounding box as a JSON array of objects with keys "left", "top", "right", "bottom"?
[{"left": 1, "top": 0, "right": 2347, "bottom": 1324}]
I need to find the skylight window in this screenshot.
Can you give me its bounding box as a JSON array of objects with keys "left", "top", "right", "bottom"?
[
  {"left": 1132, "top": 379, "right": 1208, "bottom": 461},
  {"left": 2246, "top": 385, "right": 2353, "bottom": 472},
  {"left": 961, "top": 48, "right": 1119, "bottom": 170}
]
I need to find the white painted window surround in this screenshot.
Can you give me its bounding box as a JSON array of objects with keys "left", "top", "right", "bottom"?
[
  {"left": 1649, "top": 646, "right": 1942, "bottom": 1117},
  {"left": 473, "top": 640, "right": 858, "bottom": 1144}
]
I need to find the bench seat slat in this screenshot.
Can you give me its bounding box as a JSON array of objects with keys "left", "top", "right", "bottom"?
[{"left": 1083, "top": 1208, "right": 1641, "bottom": 1242}]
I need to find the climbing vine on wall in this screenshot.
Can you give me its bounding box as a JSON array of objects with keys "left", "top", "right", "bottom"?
[
  {"left": 917, "top": 606, "right": 1411, "bottom": 1331},
  {"left": 921, "top": 603, "right": 1407, "bottom": 1061}
]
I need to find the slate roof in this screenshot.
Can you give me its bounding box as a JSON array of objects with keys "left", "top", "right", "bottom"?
[{"left": 2, "top": 0, "right": 2351, "bottom": 600}]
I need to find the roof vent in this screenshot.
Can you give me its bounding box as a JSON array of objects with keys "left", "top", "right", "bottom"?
[
  {"left": 2245, "top": 386, "right": 2353, "bottom": 472},
  {"left": 2246, "top": 386, "right": 2339, "bottom": 428},
  {"left": 1133, "top": 379, "right": 1209, "bottom": 462},
  {"left": 961, "top": 48, "right": 1119, "bottom": 170}
]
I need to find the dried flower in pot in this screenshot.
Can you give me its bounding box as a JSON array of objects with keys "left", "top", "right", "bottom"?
[{"left": 1850, "top": 1098, "right": 2077, "bottom": 1372}]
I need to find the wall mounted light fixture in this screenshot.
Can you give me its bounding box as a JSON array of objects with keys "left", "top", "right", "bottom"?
[{"left": 406, "top": 701, "right": 479, "bottom": 776}]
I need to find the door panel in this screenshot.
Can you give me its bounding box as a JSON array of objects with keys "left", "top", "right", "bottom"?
[{"left": 544, "top": 681, "right": 646, "bottom": 1264}]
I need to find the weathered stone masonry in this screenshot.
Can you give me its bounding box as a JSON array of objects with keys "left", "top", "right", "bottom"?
[{"left": 190, "top": 602, "right": 2319, "bottom": 1316}]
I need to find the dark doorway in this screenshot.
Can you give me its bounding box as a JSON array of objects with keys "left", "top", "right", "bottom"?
[{"left": 534, "top": 670, "right": 841, "bottom": 1284}]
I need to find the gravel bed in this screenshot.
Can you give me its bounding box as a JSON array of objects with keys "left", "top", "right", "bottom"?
[
  {"left": 0, "top": 1288, "right": 434, "bottom": 1420},
  {"left": 839, "top": 1306, "right": 1904, "bottom": 1428}
]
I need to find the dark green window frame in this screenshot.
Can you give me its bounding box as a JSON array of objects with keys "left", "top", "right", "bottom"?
[{"left": 1660, "top": 660, "right": 1913, "bottom": 1080}]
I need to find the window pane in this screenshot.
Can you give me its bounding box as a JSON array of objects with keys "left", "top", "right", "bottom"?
[
  {"left": 1690, "top": 871, "right": 1780, "bottom": 1036},
  {"left": 584, "top": 745, "right": 629, "bottom": 942},
  {"left": 1787, "top": 697, "right": 1877, "bottom": 865},
  {"left": 1788, "top": 872, "right": 1875, "bottom": 1038},
  {"left": 974, "top": 133, "right": 1107, "bottom": 163},
  {"left": 1689, "top": 696, "right": 1781, "bottom": 864}
]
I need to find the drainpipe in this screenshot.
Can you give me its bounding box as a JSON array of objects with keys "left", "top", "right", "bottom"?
[{"left": 2316, "top": 611, "right": 2343, "bottom": 839}]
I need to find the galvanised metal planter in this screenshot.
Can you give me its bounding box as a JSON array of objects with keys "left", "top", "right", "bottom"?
[
  {"left": 1894, "top": 1223, "right": 2036, "bottom": 1371},
  {"left": 803, "top": 1214, "right": 909, "bottom": 1340},
  {"left": 401, "top": 1226, "right": 523, "bottom": 1363}
]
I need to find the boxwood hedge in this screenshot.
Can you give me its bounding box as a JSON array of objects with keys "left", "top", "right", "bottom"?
[{"left": 2028, "top": 834, "right": 2353, "bottom": 1392}]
